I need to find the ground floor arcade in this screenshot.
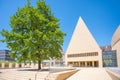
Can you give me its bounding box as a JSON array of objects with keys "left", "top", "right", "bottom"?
[{"left": 68, "top": 61, "right": 99, "bottom": 67}]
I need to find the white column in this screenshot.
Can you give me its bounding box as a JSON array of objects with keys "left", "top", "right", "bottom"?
[
  {"left": 15, "top": 63, "right": 19, "bottom": 68},
  {"left": 2, "top": 63, "right": 5, "bottom": 68},
  {"left": 9, "top": 63, "right": 12, "bottom": 68}
]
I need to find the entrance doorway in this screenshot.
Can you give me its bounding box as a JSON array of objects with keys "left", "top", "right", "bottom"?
[
  {"left": 68, "top": 61, "right": 99, "bottom": 67},
  {"left": 87, "top": 61, "right": 92, "bottom": 67},
  {"left": 94, "top": 61, "right": 99, "bottom": 67},
  {"left": 80, "top": 62, "right": 85, "bottom": 67}
]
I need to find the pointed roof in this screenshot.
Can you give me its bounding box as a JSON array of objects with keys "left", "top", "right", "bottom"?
[
  {"left": 66, "top": 17, "right": 101, "bottom": 54},
  {"left": 112, "top": 25, "right": 120, "bottom": 46}
]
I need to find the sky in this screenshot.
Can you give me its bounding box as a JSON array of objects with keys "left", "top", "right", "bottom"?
[{"left": 0, "top": 0, "right": 120, "bottom": 52}]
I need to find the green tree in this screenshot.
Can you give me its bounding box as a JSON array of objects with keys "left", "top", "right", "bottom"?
[{"left": 0, "top": 0, "right": 65, "bottom": 70}]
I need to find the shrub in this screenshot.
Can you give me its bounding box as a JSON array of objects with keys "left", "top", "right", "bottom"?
[
  {"left": 12, "top": 62, "right": 16, "bottom": 68},
  {"left": 5, "top": 62, "right": 9, "bottom": 68},
  {"left": 0, "top": 62, "right": 2, "bottom": 68}
]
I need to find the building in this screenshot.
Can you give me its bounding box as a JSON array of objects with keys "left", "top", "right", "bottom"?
[
  {"left": 112, "top": 25, "right": 120, "bottom": 68},
  {"left": 42, "top": 49, "right": 65, "bottom": 67},
  {"left": 102, "top": 50, "right": 117, "bottom": 67},
  {"left": 65, "top": 17, "right": 102, "bottom": 67},
  {"left": 0, "top": 50, "right": 13, "bottom": 61},
  {"left": 100, "top": 45, "right": 111, "bottom": 51},
  {"left": 100, "top": 46, "right": 117, "bottom": 67}
]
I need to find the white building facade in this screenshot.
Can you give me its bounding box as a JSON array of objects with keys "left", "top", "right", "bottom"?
[
  {"left": 65, "top": 17, "right": 103, "bottom": 67},
  {"left": 112, "top": 25, "right": 120, "bottom": 68}
]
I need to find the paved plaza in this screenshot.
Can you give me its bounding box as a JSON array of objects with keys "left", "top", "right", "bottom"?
[
  {"left": 0, "top": 68, "right": 49, "bottom": 80},
  {"left": 0, "top": 67, "right": 120, "bottom": 80},
  {"left": 0, "top": 67, "right": 74, "bottom": 80},
  {"left": 67, "top": 68, "right": 112, "bottom": 80}
]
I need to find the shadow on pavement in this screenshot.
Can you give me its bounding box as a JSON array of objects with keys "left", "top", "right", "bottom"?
[
  {"left": 17, "top": 68, "right": 74, "bottom": 73},
  {"left": 17, "top": 68, "right": 49, "bottom": 72}
]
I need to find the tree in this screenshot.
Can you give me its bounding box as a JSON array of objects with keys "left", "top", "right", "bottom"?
[{"left": 0, "top": 0, "right": 65, "bottom": 70}]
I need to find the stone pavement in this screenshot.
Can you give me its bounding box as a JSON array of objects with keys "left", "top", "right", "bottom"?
[
  {"left": 0, "top": 67, "right": 74, "bottom": 80},
  {"left": 0, "top": 68, "right": 49, "bottom": 80},
  {"left": 67, "top": 68, "right": 112, "bottom": 80},
  {"left": 0, "top": 67, "right": 119, "bottom": 80}
]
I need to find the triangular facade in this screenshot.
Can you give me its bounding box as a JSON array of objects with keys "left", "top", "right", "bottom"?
[
  {"left": 65, "top": 17, "right": 102, "bottom": 67},
  {"left": 66, "top": 17, "right": 101, "bottom": 53}
]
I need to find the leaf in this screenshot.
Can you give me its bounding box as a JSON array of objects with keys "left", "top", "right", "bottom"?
[{"left": 43, "top": 35, "right": 47, "bottom": 40}]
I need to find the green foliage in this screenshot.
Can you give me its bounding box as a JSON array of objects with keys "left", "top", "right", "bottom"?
[
  {"left": 12, "top": 62, "right": 16, "bottom": 66},
  {"left": 0, "top": 62, "right": 2, "bottom": 67},
  {"left": 5, "top": 62, "right": 9, "bottom": 67},
  {"left": 0, "top": 0, "right": 65, "bottom": 69}
]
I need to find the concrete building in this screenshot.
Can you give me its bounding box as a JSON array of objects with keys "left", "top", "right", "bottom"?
[
  {"left": 42, "top": 51, "right": 65, "bottom": 67},
  {"left": 65, "top": 17, "right": 103, "bottom": 67},
  {"left": 112, "top": 25, "right": 120, "bottom": 68},
  {"left": 0, "top": 50, "right": 13, "bottom": 61}
]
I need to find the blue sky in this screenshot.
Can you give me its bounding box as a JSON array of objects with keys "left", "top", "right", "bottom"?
[{"left": 0, "top": 0, "right": 120, "bottom": 52}]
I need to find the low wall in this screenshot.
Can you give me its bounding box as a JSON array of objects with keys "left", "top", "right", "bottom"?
[
  {"left": 0, "top": 62, "right": 36, "bottom": 69},
  {"left": 106, "top": 69, "right": 120, "bottom": 80}
]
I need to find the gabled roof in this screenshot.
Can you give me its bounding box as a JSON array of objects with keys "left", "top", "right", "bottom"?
[{"left": 66, "top": 17, "right": 101, "bottom": 54}]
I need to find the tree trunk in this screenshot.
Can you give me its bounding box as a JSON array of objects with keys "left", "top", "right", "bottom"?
[{"left": 38, "top": 60, "right": 41, "bottom": 70}]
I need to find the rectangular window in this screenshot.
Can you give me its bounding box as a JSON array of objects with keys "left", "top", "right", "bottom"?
[{"left": 67, "top": 52, "right": 98, "bottom": 58}]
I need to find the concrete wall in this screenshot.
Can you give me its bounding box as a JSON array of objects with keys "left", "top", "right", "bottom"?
[
  {"left": 0, "top": 63, "right": 34, "bottom": 69},
  {"left": 112, "top": 41, "right": 120, "bottom": 68},
  {"left": 112, "top": 26, "right": 120, "bottom": 68}
]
